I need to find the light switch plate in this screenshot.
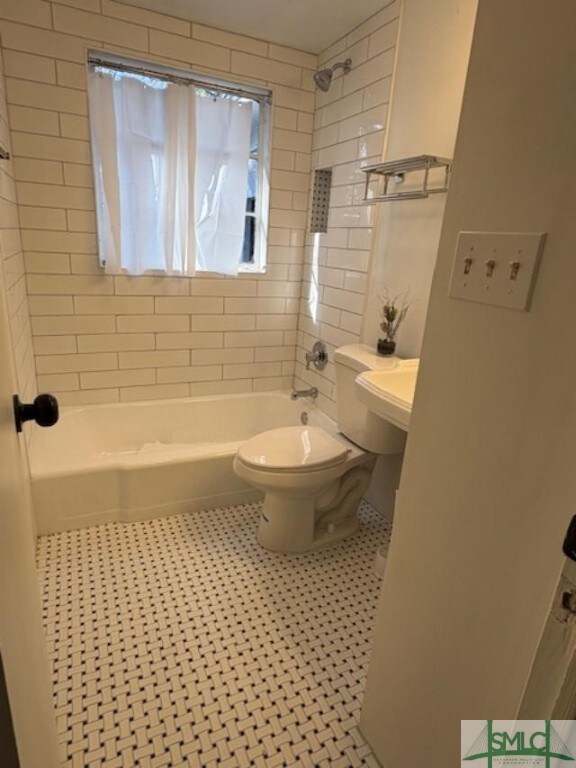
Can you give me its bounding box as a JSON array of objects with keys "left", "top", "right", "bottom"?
[{"left": 449, "top": 231, "right": 546, "bottom": 311}]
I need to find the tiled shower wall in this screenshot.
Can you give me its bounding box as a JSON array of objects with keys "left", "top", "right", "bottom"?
[
  {"left": 0, "top": 44, "right": 36, "bottom": 403},
  {"left": 295, "top": 1, "right": 400, "bottom": 419},
  {"left": 0, "top": 0, "right": 316, "bottom": 406}
]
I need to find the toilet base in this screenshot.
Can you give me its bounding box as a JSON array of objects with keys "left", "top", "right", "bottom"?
[{"left": 257, "top": 463, "right": 373, "bottom": 553}]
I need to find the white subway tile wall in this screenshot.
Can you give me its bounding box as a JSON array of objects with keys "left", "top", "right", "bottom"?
[
  {"left": 0, "top": 45, "right": 36, "bottom": 404},
  {"left": 295, "top": 1, "right": 400, "bottom": 419},
  {"left": 0, "top": 0, "right": 316, "bottom": 405}
]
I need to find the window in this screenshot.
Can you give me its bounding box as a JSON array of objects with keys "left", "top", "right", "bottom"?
[{"left": 87, "top": 53, "right": 271, "bottom": 277}]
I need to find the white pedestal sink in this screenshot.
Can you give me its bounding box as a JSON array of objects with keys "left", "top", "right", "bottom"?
[{"left": 355, "top": 359, "right": 419, "bottom": 431}]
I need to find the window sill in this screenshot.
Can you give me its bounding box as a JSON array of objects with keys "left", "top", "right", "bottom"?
[
  {"left": 238, "top": 264, "right": 266, "bottom": 275},
  {"left": 196, "top": 265, "right": 266, "bottom": 276},
  {"left": 99, "top": 264, "right": 267, "bottom": 277}
]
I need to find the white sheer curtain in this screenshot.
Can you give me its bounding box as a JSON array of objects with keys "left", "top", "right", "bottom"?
[
  {"left": 89, "top": 67, "right": 196, "bottom": 275},
  {"left": 88, "top": 66, "right": 253, "bottom": 277},
  {"left": 194, "top": 96, "right": 252, "bottom": 276}
]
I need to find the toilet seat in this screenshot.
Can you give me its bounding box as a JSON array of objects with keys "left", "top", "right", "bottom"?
[{"left": 237, "top": 426, "right": 350, "bottom": 473}]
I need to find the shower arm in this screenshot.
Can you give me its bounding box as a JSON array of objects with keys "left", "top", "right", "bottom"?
[{"left": 332, "top": 59, "right": 352, "bottom": 75}]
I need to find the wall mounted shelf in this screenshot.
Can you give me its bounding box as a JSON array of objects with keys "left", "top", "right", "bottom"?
[{"left": 361, "top": 154, "right": 451, "bottom": 203}]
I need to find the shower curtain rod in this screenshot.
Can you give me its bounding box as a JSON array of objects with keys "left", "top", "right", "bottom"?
[{"left": 88, "top": 53, "right": 272, "bottom": 103}]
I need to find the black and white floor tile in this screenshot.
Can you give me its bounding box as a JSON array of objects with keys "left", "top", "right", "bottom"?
[{"left": 36, "top": 501, "right": 391, "bottom": 768}]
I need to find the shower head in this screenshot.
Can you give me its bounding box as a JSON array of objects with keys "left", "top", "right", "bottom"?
[
  {"left": 313, "top": 69, "right": 333, "bottom": 92},
  {"left": 313, "top": 58, "right": 352, "bottom": 92}
]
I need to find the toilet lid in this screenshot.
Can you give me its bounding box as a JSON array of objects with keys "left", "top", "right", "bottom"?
[{"left": 237, "top": 426, "right": 350, "bottom": 472}]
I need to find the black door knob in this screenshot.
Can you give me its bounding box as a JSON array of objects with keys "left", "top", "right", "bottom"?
[
  {"left": 563, "top": 515, "right": 576, "bottom": 562},
  {"left": 13, "top": 393, "right": 59, "bottom": 433}
]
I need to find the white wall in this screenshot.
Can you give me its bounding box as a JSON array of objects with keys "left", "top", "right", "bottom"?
[
  {"left": 361, "top": 0, "right": 477, "bottom": 519},
  {"left": 360, "top": 1, "right": 576, "bottom": 765},
  {"left": 295, "top": 1, "right": 400, "bottom": 419},
  {"left": 362, "top": 0, "right": 477, "bottom": 358},
  {"left": 0, "top": 41, "right": 36, "bottom": 405},
  {"left": 0, "top": 0, "right": 317, "bottom": 406}
]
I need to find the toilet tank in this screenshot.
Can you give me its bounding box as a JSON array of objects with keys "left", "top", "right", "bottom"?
[{"left": 334, "top": 344, "right": 407, "bottom": 454}]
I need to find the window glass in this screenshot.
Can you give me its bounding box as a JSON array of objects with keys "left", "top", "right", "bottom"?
[{"left": 88, "top": 58, "right": 270, "bottom": 277}]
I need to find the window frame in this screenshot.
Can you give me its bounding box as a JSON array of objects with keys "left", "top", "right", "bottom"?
[{"left": 87, "top": 50, "right": 272, "bottom": 275}]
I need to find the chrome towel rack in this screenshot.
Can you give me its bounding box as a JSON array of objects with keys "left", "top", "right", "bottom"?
[{"left": 361, "top": 154, "right": 451, "bottom": 203}]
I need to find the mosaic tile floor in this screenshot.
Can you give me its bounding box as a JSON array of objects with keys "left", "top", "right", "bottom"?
[{"left": 36, "top": 501, "right": 391, "bottom": 768}]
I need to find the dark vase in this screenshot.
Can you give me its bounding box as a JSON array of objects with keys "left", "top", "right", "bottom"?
[{"left": 377, "top": 338, "right": 396, "bottom": 356}]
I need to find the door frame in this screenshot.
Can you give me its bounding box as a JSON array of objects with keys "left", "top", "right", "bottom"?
[{"left": 0, "top": 262, "right": 61, "bottom": 766}]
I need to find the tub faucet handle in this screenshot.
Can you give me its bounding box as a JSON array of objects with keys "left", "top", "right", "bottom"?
[{"left": 305, "top": 341, "right": 328, "bottom": 371}]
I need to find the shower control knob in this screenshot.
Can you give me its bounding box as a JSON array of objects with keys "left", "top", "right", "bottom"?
[
  {"left": 305, "top": 341, "right": 328, "bottom": 371},
  {"left": 13, "top": 393, "right": 59, "bottom": 433}
]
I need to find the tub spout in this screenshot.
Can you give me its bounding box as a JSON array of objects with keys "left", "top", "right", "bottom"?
[{"left": 291, "top": 387, "right": 318, "bottom": 401}]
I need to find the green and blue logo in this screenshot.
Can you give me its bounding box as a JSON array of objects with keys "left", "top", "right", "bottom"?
[{"left": 462, "top": 721, "right": 576, "bottom": 766}]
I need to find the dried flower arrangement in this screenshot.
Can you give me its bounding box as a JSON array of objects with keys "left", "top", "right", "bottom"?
[{"left": 378, "top": 290, "right": 409, "bottom": 355}]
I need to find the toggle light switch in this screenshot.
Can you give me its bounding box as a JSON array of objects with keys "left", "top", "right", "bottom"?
[{"left": 449, "top": 231, "right": 546, "bottom": 311}]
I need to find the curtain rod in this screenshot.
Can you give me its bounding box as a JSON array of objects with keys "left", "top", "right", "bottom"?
[{"left": 88, "top": 54, "right": 272, "bottom": 104}]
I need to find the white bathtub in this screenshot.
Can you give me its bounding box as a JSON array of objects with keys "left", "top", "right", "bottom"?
[{"left": 29, "top": 392, "right": 335, "bottom": 535}]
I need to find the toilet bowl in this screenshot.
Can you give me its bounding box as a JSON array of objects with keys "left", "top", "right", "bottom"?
[
  {"left": 233, "top": 425, "right": 376, "bottom": 552},
  {"left": 234, "top": 344, "right": 407, "bottom": 553}
]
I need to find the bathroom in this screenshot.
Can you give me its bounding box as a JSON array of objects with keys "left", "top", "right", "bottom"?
[{"left": 2, "top": 0, "right": 576, "bottom": 766}]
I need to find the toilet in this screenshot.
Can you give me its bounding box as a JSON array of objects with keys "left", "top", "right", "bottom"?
[{"left": 233, "top": 344, "right": 407, "bottom": 553}]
